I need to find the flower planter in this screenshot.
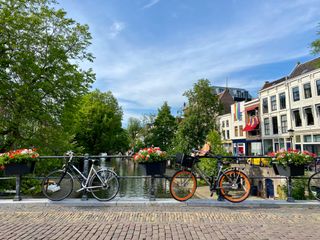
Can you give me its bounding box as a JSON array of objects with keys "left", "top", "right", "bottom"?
[
  {"left": 142, "top": 161, "right": 166, "bottom": 176},
  {"left": 273, "top": 164, "right": 304, "bottom": 177},
  {"left": 4, "top": 162, "right": 35, "bottom": 176}
]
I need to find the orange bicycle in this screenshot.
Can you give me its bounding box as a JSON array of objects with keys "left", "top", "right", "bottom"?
[{"left": 169, "top": 150, "right": 251, "bottom": 203}]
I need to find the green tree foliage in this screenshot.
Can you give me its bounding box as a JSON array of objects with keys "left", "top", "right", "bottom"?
[
  {"left": 311, "top": 23, "right": 320, "bottom": 54},
  {"left": 0, "top": 0, "right": 95, "bottom": 152},
  {"left": 199, "top": 129, "right": 229, "bottom": 175},
  {"left": 127, "top": 117, "right": 142, "bottom": 146},
  {"left": 73, "top": 90, "right": 129, "bottom": 154},
  {"left": 151, "top": 102, "right": 177, "bottom": 151},
  {"left": 172, "top": 79, "right": 222, "bottom": 153}
]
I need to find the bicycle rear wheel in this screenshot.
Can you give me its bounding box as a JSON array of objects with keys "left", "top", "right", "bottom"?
[
  {"left": 218, "top": 170, "right": 251, "bottom": 203},
  {"left": 170, "top": 170, "right": 197, "bottom": 201},
  {"left": 308, "top": 171, "right": 320, "bottom": 201},
  {"left": 89, "top": 169, "right": 120, "bottom": 201},
  {"left": 42, "top": 170, "right": 73, "bottom": 201}
]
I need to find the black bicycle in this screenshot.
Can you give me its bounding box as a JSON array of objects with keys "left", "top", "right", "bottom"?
[
  {"left": 169, "top": 151, "right": 251, "bottom": 203},
  {"left": 42, "top": 151, "right": 119, "bottom": 201}
]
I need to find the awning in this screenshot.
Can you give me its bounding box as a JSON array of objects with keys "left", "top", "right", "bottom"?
[
  {"left": 243, "top": 116, "right": 259, "bottom": 131},
  {"left": 245, "top": 104, "right": 259, "bottom": 112}
]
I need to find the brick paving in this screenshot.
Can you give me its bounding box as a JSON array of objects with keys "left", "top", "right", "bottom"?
[{"left": 0, "top": 204, "right": 319, "bottom": 239}]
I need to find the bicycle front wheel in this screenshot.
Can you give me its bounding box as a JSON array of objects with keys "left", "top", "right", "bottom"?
[
  {"left": 308, "top": 171, "right": 320, "bottom": 201},
  {"left": 89, "top": 169, "right": 120, "bottom": 201},
  {"left": 170, "top": 170, "right": 197, "bottom": 201},
  {"left": 42, "top": 170, "right": 74, "bottom": 201},
  {"left": 218, "top": 170, "right": 251, "bottom": 203}
]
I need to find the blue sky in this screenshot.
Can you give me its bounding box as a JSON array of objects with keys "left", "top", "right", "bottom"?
[{"left": 58, "top": 0, "right": 320, "bottom": 125}]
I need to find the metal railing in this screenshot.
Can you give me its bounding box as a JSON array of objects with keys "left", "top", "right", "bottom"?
[{"left": 0, "top": 154, "right": 319, "bottom": 202}]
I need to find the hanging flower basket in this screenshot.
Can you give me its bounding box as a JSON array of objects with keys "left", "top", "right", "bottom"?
[
  {"left": 268, "top": 149, "right": 315, "bottom": 177},
  {"left": 133, "top": 147, "right": 167, "bottom": 175},
  {"left": 0, "top": 149, "right": 39, "bottom": 175},
  {"left": 273, "top": 164, "right": 305, "bottom": 177},
  {"left": 141, "top": 161, "right": 166, "bottom": 176}
]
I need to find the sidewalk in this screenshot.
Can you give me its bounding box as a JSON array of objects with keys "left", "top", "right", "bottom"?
[{"left": 0, "top": 197, "right": 319, "bottom": 208}]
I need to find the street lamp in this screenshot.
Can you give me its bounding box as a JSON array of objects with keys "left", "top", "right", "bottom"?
[{"left": 288, "top": 129, "right": 295, "bottom": 150}]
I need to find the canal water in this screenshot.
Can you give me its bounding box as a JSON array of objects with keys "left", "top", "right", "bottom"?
[{"left": 103, "top": 158, "right": 176, "bottom": 199}]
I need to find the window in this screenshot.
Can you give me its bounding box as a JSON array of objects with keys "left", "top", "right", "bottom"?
[
  {"left": 222, "top": 121, "right": 225, "bottom": 128},
  {"left": 292, "top": 87, "right": 300, "bottom": 101},
  {"left": 239, "top": 126, "right": 243, "bottom": 136},
  {"left": 262, "top": 98, "right": 268, "bottom": 113},
  {"left": 295, "top": 135, "right": 301, "bottom": 143},
  {"left": 316, "top": 105, "right": 320, "bottom": 116},
  {"left": 226, "top": 120, "right": 229, "bottom": 127},
  {"left": 316, "top": 80, "right": 320, "bottom": 96},
  {"left": 314, "top": 135, "right": 320, "bottom": 142},
  {"left": 264, "top": 118, "right": 270, "bottom": 135},
  {"left": 280, "top": 115, "right": 287, "bottom": 133},
  {"left": 304, "top": 108, "right": 314, "bottom": 125},
  {"left": 272, "top": 116, "right": 278, "bottom": 134},
  {"left": 271, "top": 95, "right": 277, "bottom": 111},
  {"left": 279, "top": 93, "right": 286, "bottom": 109},
  {"left": 293, "top": 110, "right": 302, "bottom": 127},
  {"left": 226, "top": 130, "right": 230, "bottom": 139},
  {"left": 304, "top": 135, "right": 312, "bottom": 142},
  {"left": 303, "top": 83, "right": 312, "bottom": 99},
  {"left": 235, "top": 126, "right": 238, "bottom": 137}
]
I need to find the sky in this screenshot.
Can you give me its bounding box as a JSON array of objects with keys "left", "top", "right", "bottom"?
[{"left": 57, "top": 0, "right": 320, "bottom": 126}]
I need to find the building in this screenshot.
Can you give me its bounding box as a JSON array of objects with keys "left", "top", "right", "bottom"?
[{"left": 259, "top": 58, "right": 320, "bottom": 155}]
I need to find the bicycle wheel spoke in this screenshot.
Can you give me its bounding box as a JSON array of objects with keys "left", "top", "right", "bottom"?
[
  {"left": 42, "top": 170, "right": 73, "bottom": 201},
  {"left": 90, "top": 170, "right": 119, "bottom": 201},
  {"left": 170, "top": 170, "right": 197, "bottom": 201},
  {"left": 219, "top": 170, "right": 251, "bottom": 203}
]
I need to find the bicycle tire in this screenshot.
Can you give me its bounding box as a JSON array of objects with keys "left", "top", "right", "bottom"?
[
  {"left": 170, "top": 170, "right": 197, "bottom": 201},
  {"left": 218, "top": 169, "right": 251, "bottom": 203},
  {"left": 42, "top": 170, "right": 74, "bottom": 201},
  {"left": 308, "top": 171, "right": 320, "bottom": 201},
  {"left": 89, "top": 169, "right": 120, "bottom": 201}
]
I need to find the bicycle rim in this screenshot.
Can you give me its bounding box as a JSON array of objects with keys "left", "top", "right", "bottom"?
[
  {"left": 170, "top": 170, "right": 197, "bottom": 201},
  {"left": 219, "top": 170, "right": 251, "bottom": 203},
  {"left": 42, "top": 170, "right": 73, "bottom": 201},
  {"left": 308, "top": 171, "right": 320, "bottom": 201},
  {"left": 90, "top": 170, "right": 119, "bottom": 201}
]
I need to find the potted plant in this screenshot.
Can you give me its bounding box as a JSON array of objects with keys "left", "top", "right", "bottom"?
[
  {"left": 133, "top": 147, "right": 167, "bottom": 175},
  {"left": 0, "top": 148, "right": 39, "bottom": 175},
  {"left": 268, "top": 149, "right": 316, "bottom": 176}
]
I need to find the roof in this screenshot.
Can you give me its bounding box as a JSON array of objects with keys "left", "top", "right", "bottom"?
[
  {"left": 260, "top": 57, "right": 320, "bottom": 91},
  {"left": 260, "top": 77, "right": 287, "bottom": 90},
  {"left": 289, "top": 57, "right": 320, "bottom": 78}
]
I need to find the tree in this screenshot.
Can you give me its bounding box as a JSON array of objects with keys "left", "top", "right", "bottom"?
[
  {"left": 151, "top": 102, "right": 177, "bottom": 151},
  {"left": 172, "top": 79, "right": 222, "bottom": 153},
  {"left": 0, "top": 0, "right": 95, "bottom": 152},
  {"left": 311, "top": 23, "right": 320, "bottom": 54},
  {"left": 73, "top": 90, "right": 129, "bottom": 154},
  {"left": 127, "top": 117, "right": 142, "bottom": 146}
]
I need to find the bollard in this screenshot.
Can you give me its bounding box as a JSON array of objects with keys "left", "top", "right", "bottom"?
[
  {"left": 287, "top": 176, "right": 294, "bottom": 202},
  {"left": 81, "top": 153, "right": 89, "bottom": 201},
  {"left": 13, "top": 175, "right": 22, "bottom": 201}
]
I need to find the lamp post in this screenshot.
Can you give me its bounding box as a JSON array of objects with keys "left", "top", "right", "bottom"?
[
  {"left": 287, "top": 128, "right": 295, "bottom": 202},
  {"left": 288, "top": 129, "right": 295, "bottom": 150}
]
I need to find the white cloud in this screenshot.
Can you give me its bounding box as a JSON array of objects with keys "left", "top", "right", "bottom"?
[
  {"left": 109, "top": 21, "right": 125, "bottom": 38},
  {"left": 142, "top": 0, "right": 160, "bottom": 9},
  {"left": 86, "top": 0, "right": 320, "bottom": 125}
]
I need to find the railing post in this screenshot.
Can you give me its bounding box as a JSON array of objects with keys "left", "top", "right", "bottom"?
[
  {"left": 13, "top": 174, "right": 22, "bottom": 201},
  {"left": 287, "top": 176, "right": 294, "bottom": 202},
  {"left": 100, "top": 153, "right": 108, "bottom": 169},
  {"left": 149, "top": 175, "right": 156, "bottom": 201},
  {"left": 217, "top": 156, "right": 224, "bottom": 201},
  {"left": 81, "top": 153, "right": 89, "bottom": 201}
]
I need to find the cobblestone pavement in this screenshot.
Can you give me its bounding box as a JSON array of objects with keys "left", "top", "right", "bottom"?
[{"left": 0, "top": 205, "right": 319, "bottom": 240}]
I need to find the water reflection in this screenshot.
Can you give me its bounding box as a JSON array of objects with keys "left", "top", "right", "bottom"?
[{"left": 103, "top": 158, "right": 174, "bottom": 198}]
